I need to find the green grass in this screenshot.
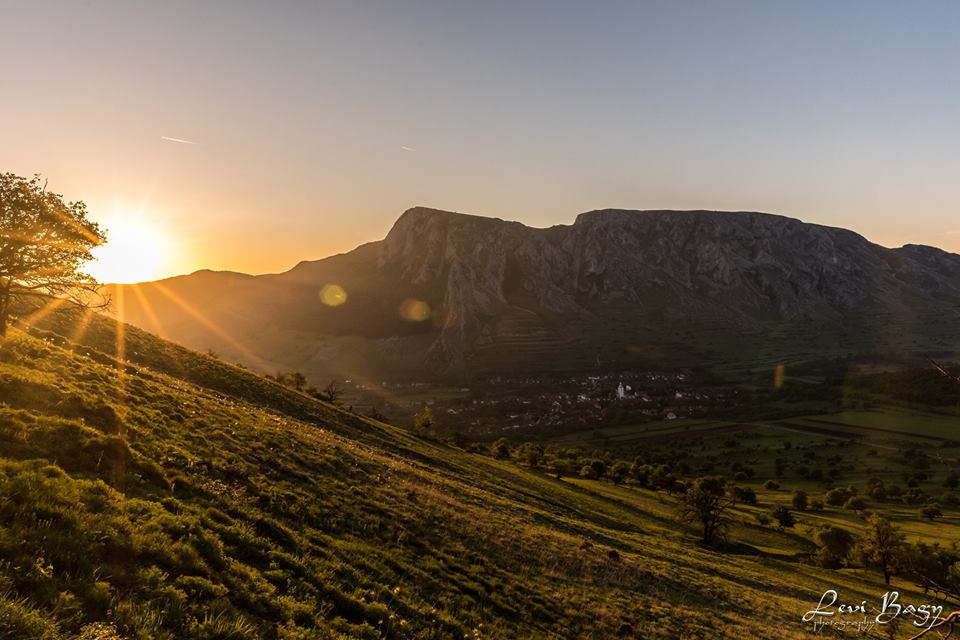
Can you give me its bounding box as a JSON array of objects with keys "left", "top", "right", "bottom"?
[{"left": 0, "top": 307, "right": 954, "bottom": 639}]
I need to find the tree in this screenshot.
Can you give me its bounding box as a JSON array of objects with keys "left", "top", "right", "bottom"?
[
  {"left": 813, "top": 526, "right": 855, "bottom": 569},
  {"left": 490, "top": 437, "right": 511, "bottom": 460},
  {"left": 676, "top": 477, "right": 737, "bottom": 545},
  {"left": 843, "top": 496, "right": 868, "bottom": 512},
  {"left": 0, "top": 173, "right": 107, "bottom": 336},
  {"left": 320, "top": 379, "right": 343, "bottom": 404},
  {"left": 921, "top": 505, "right": 943, "bottom": 521},
  {"left": 514, "top": 442, "right": 544, "bottom": 469},
  {"left": 771, "top": 506, "right": 795, "bottom": 530},
  {"left": 731, "top": 486, "right": 757, "bottom": 505},
  {"left": 286, "top": 371, "right": 308, "bottom": 391},
  {"left": 414, "top": 405, "right": 434, "bottom": 436},
  {"left": 855, "top": 514, "right": 906, "bottom": 585},
  {"left": 791, "top": 490, "right": 808, "bottom": 511},
  {"left": 609, "top": 461, "right": 630, "bottom": 485}
]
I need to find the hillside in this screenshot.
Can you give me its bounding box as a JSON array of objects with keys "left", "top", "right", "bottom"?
[
  {"left": 107, "top": 208, "right": 960, "bottom": 383},
  {"left": 0, "top": 304, "right": 925, "bottom": 639}
]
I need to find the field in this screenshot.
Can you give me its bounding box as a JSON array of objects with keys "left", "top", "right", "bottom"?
[{"left": 0, "top": 305, "right": 956, "bottom": 639}]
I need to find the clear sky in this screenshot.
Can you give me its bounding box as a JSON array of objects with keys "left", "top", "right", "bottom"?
[{"left": 3, "top": 0, "right": 960, "bottom": 281}]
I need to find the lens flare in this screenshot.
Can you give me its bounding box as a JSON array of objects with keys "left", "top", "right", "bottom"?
[
  {"left": 320, "top": 284, "right": 347, "bottom": 306},
  {"left": 399, "top": 298, "right": 431, "bottom": 322}
]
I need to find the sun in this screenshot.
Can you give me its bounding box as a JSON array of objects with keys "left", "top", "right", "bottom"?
[{"left": 87, "top": 217, "right": 175, "bottom": 284}]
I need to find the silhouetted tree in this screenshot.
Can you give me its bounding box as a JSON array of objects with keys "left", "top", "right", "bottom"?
[
  {"left": 791, "top": 489, "right": 808, "bottom": 511},
  {"left": 771, "top": 506, "right": 795, "bottom": 530},
  {"left": 676, "top": 476, "right": 737, "bottom": 545},
  {"left": 812, "top": 526, "right": 855, "bottom": 569},
  {"left": 921, "top": 505, "right": 943, "bottom": 521},
  {"left": 321, "top": 379, "right": 343, "bottom": 404},
  {"left": 491, "top": 437, "right": 511, "bottom": 460},
  {"left": 0, "top": 173, "right": 107, "bottom": 336},
  {"left": 286, "top": 371, "right": 308, "bottom": 392},
  {"left": 855, "top": 514, "right": 906, "bottom": 585}
]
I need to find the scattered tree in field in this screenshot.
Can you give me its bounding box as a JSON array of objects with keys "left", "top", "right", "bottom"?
[
  {"left": 320, "top": 379, "right": 343, "bottom": 404},
  {"left": 676, "top": 476, "right": 737, "bottom": 545},
  {"left": 547, "top": 459, "right": 565, "bottom": 480},
  {"left": 825, "top": 486, "right": 856, "bottom": 507},
  {"left": 731, "top": 486, "right": 757, "bottom": 505},
  {"left": 771, "top": 506, "right": 795, "bottom": 530},
  {"left": 0, "top": 173, "right": 108, "bottom": 336},
  {"left": 286, "top": 371, "right": 308, "bottom": 391},
  {"left": 579, "top": 464, "right": 599, "bottom": 480},
  {"left": 414, "top": 405, "right": 434, "bottom": 436},
  {"left": 609, "top": 461, "right": 630, "bottom": 485},
  {"left": 791, "top": 489, "right": 808, "bottom": 511},
  {"left": 812, "top": 526, "right": 855, "bottom": 569},
  {"left": 855, "top": 514, "right": 906, "bottom": 585},
  {"left": 921, "top": 505, "right": 943, "bottom": 521},
  {"left": 809, "top": 498, "right": 825, "bottom": 511},
  {"left": 763, "top": 480, "right": 780, "bottom": 490},
  {"left": 491, "top": 437, "right": 511, "bottom": 460},
  {"left": 844, "top": 496, "right": 868, "bottom": 512},
  {"left": 515, "top": 442, "right": 544, "bottom": 469}
]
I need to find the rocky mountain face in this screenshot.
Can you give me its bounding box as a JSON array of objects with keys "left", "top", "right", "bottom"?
[{"left": 108, "top": 208, "right": 960, "bottom": 381}]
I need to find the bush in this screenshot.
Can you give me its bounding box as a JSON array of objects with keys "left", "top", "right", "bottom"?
[
  {"left": 812, "top": 526, "right": 855, "bottom": 569},
  {"left": 771, "top": 506, "right": 795, "bottom": 530},
  {"left": 844, "top": 497, "right": 868, "bottom": 511},
  {"left": 763, "top": 480, "right": 780, "bottom": 490},
  {"left": 791, "top": 490, "right": 808, "bottom": 511},
  {"left": 825, "top": 486, "right": 856, "bottom": 507},
  {"left": 731, "top": 486, "right": 757, "bottom": 505},
  {"left": 921, "top": 505, "right": 943, "bottom": 521}
]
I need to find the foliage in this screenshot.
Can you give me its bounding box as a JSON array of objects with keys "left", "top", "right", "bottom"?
[
  {"left": 676, "top": 477, "right": 736, "bottom": 545},
  {"left": 0, "top": 173, "right": 107, "bottom": 336},
  {"left": 854, "top": 515, "right": 907, "bottom": 585}
]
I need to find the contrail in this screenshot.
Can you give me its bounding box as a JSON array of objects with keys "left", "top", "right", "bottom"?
[
  {"left": 161, "top": 136, "right": 198, "bottom": 145},
  {"left": 401, "top": 145, "right": 415, "bottom": 152}
]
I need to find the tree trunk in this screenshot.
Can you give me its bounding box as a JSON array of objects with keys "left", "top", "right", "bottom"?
[
  {"left": 0, "top": 291, "right": 8, "bottom": 338},
  {"left": 883, "top": 568, "right": 891, "bottom": 585}
]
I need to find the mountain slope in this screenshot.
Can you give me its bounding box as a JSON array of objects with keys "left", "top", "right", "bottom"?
[
  {"left": 0, "top": 304, "right": 917, "bottom": 639},
  {"left": 108, "top": 208, "right": 960, "bottom": 382}
]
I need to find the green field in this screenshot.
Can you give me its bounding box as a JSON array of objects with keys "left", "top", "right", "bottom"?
[{"left": 0, "top": 306, "right": 956, "bottom": 639}]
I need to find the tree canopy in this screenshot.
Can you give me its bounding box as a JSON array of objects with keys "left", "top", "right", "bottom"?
[
  {"left": 0, "top": 173, "right": 106, "bottom": 335},
  {"left": 677, "top": 476, "right": 737, "bottom": 545}
]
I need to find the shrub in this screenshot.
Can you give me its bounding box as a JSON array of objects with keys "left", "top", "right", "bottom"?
[
  {"left": 771, "top": 506, "right": 795, "bottom": 530},
  {"left": 812, "top": 526, "right": 855, "bottom": 569},
  {"left": 844, "top": 497, "right": 868, "bottom": 511},
  {"left": 791, "top": 490, "right": 808, "bottom": 511}
]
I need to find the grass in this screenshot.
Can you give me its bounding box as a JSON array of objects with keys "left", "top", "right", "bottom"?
[{"left": 0, "top": 305, "right": 954, "bottom": 638}]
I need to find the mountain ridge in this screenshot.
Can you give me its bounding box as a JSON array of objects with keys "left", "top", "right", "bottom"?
[{"left": 103, "top": 208, "right": 960, "bottom": 382}]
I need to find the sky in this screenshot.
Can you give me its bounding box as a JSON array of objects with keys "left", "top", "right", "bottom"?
[{"left": 3, "top": 0, "right": 960, "bottom": 281}]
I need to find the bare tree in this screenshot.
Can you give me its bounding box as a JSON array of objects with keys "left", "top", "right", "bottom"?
[
  {"left": 0, "top": 173, "right": 107, "bottom": 336},
  {"left": 321, "top": 379, "right": 343, "bottom": 404}
]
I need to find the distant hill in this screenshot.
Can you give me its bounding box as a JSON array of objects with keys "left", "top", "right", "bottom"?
[
  {"left": 0, "top": 303, "right": 875, "bottom": 639},
  {"left": 107, "top": 208, "right": 960, "bottom": 382}
]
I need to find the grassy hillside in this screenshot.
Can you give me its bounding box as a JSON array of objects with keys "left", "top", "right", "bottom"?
[{"left": 0, "top": 306, "right": 943, "bottom": 639}]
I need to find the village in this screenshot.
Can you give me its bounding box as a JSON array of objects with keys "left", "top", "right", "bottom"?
[{"left": 340, "top": 370, "right": 737, "bottom": 438}]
